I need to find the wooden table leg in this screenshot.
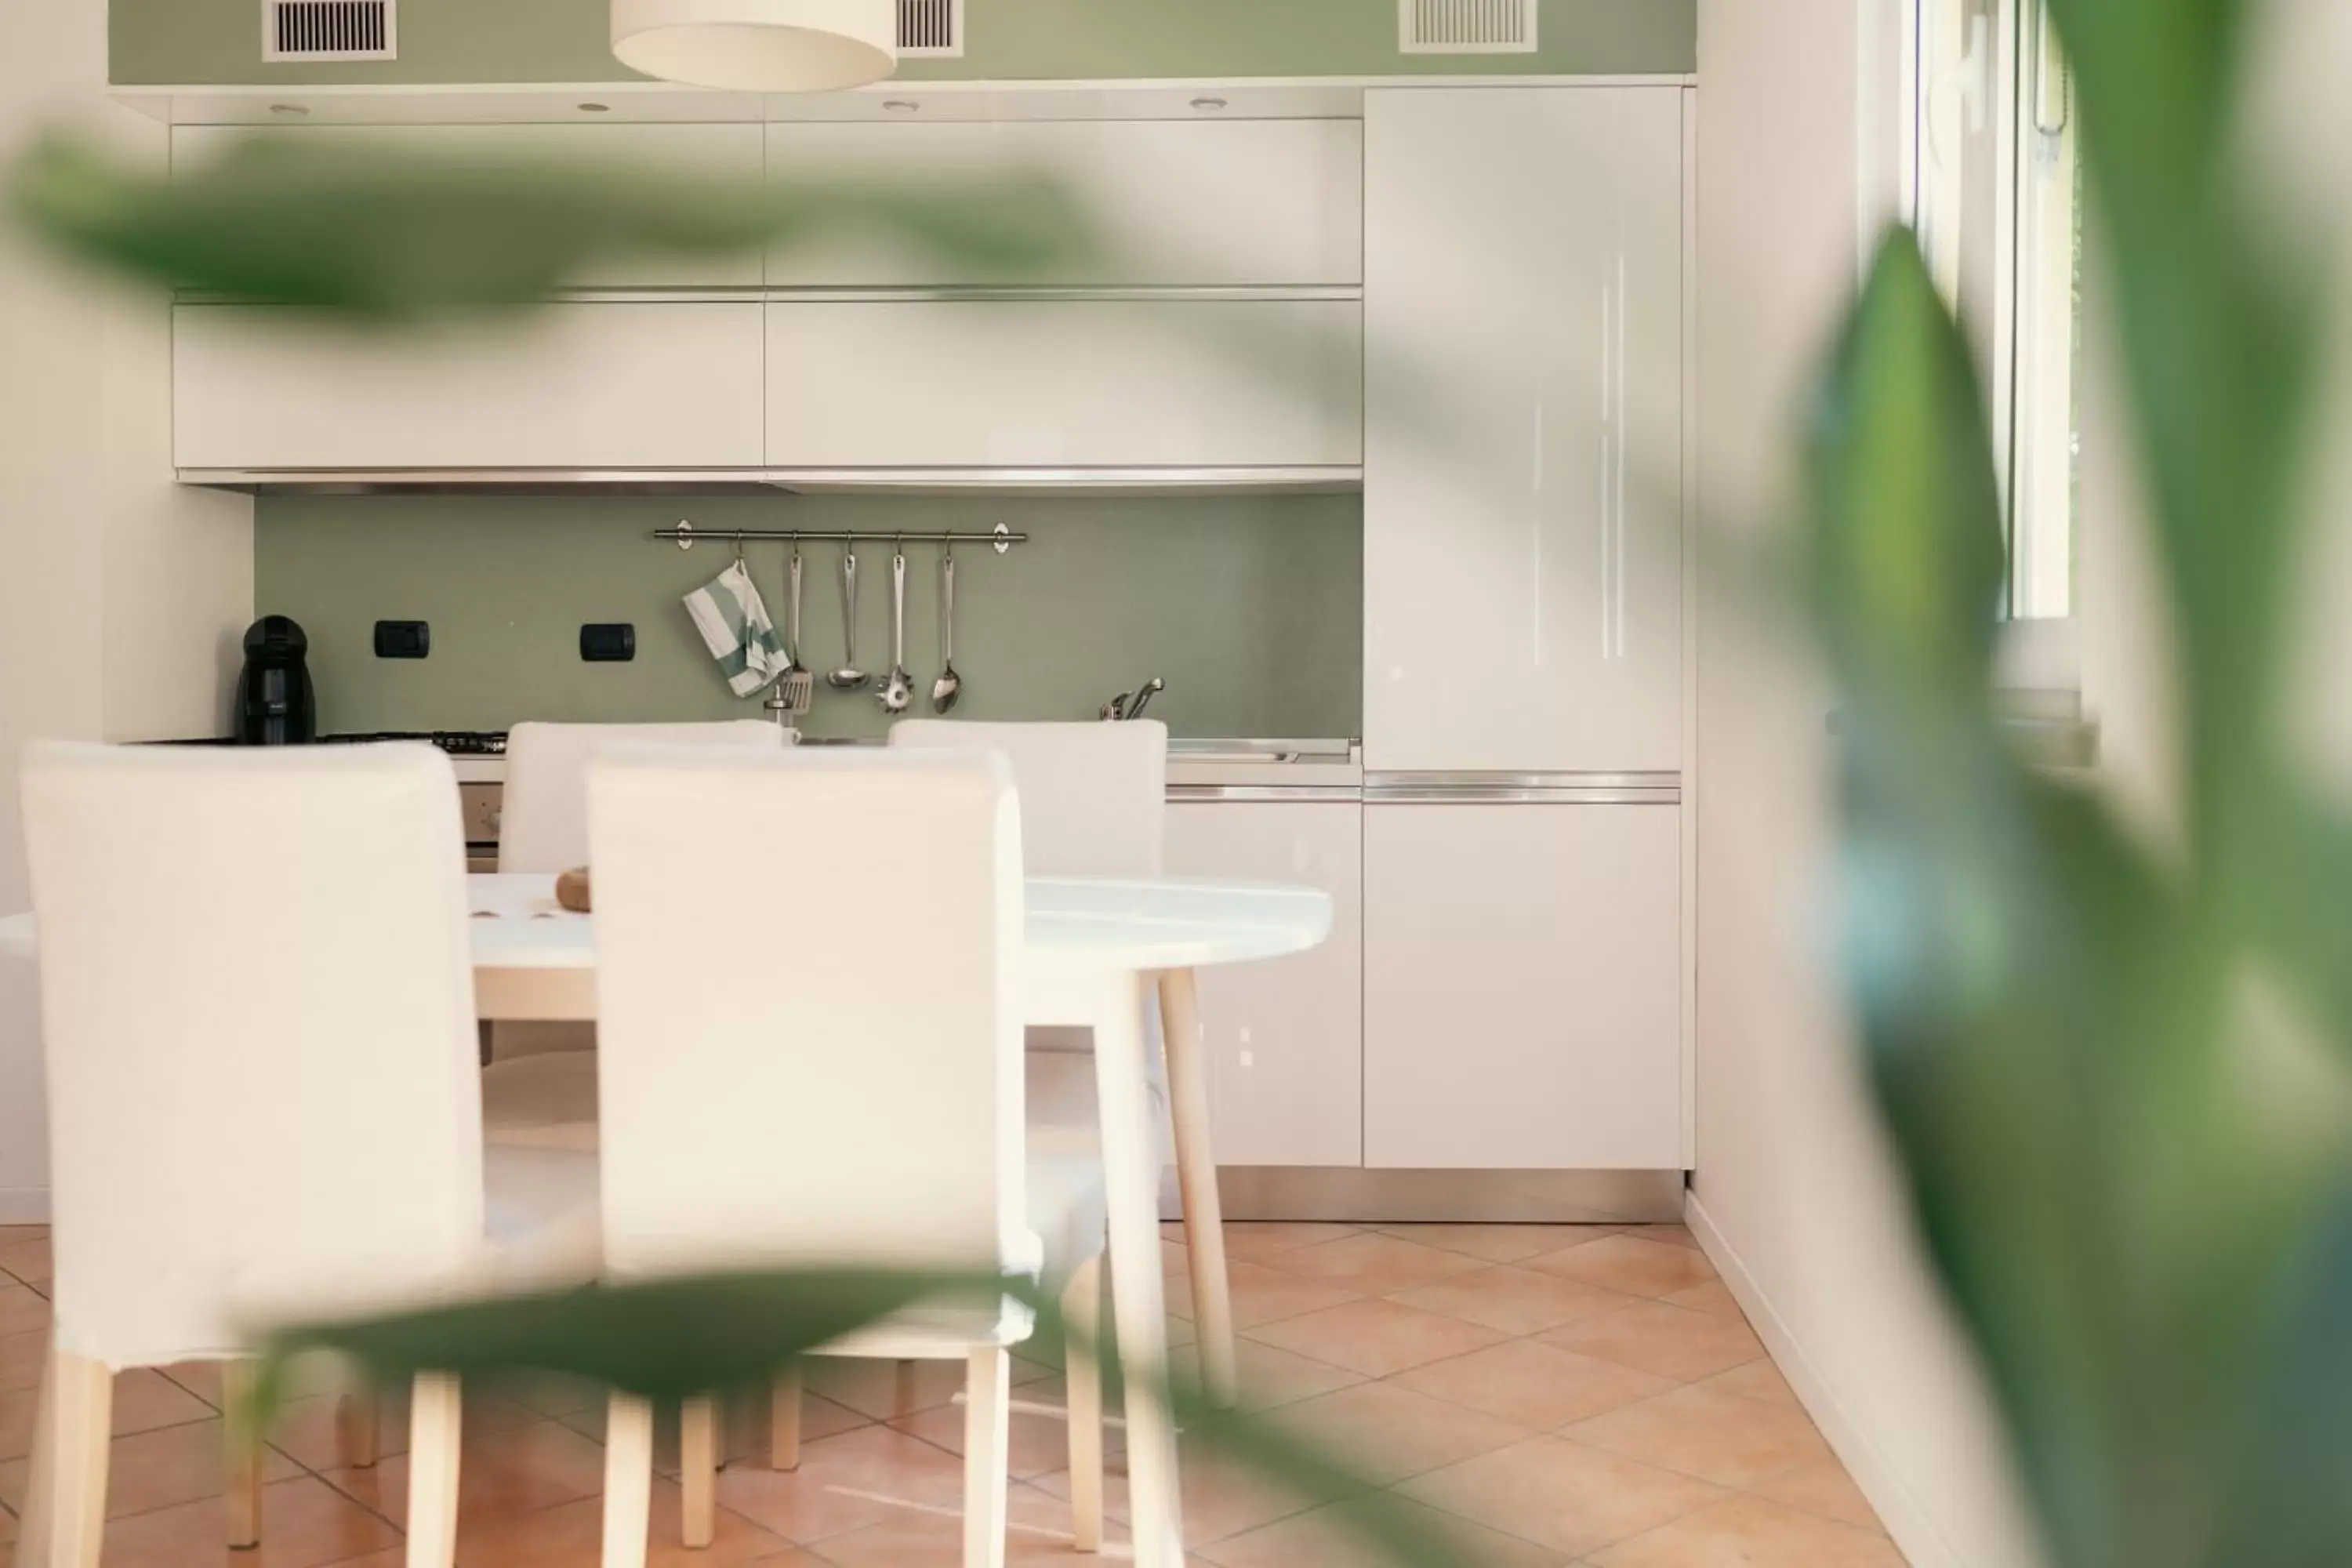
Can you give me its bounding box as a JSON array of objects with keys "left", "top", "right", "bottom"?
[
  {"left": 768, "top": 1363, "right": 804, "bottom": 1471},
  {"left": 680, "top": 1396, "right": 719, "bottom": 1548},
  {"left": 1158, "top": 967, "right": 1238, "bottom": 1410},
  {"left": 1082, "top": 970, "right": 1185, "bottom": 1568},
  {"left": 221, "top": 1361, "right": 263, "bottom": 1549},
  {"left": 338, "top": 1382, "right": 381, "bottom": 1468}
]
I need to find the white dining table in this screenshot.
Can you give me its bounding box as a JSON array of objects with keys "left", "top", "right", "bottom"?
[{"left": 0, "top": 869, "right": 1332, "bottom": 1568}]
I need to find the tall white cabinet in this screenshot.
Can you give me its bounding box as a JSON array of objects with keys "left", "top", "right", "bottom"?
[
  {"left": 1361, "top": 86, "right": 1690, "bottom": 1172},
  {"left": 1363, "top": 87, "right": 1686, "bottom": 774}
]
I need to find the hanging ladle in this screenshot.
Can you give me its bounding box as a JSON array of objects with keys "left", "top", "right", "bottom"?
[{"left": 931, "top": 543, "right": 964, "bottom": 713}]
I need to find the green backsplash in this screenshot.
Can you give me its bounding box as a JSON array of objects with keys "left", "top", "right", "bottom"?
[
  {"left": 254, "top": 493, "right": 1363, "bottom": 741},
  {"left": 114, "top": 0, "right": 1693, "bottom": 85}
]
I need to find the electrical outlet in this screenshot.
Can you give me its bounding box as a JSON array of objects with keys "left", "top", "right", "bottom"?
[
  {"left": 372, "top": 620, "right": 429, "bottom": 659},
  {"left": 579, "top": 623, "right": 636, "bottom": 662}
]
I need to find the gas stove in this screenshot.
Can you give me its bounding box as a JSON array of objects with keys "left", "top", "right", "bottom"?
[{"left": 319, "top": 731, "right": 508, "bottom": 757}]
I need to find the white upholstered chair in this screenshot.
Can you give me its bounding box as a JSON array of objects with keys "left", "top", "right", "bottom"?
[
  {"left": 498, "top": 720, "right": 785, "bottom": 874},
  {"left": 886, "top": 719, "right": 1166, "bottom": 879},
  {"left": 481, "top": 719, "right": 783, "bottom": 1149},
  {"left": 888, "top": 718, "right": 1171, "bottom": 1131},
  {"left": 15, "top": 742, "right": 597, "bottom": 1568},
  {"left": 886, "top": 720, "right": 1245, "bottom": 1406},
  {"left": 584, "top": 746, "right": 1108, "bottom": 1568}
]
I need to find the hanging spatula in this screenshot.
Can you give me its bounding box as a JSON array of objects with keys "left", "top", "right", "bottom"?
[{"left": 764, "top": 543, "right": 816, "bottom": 725}]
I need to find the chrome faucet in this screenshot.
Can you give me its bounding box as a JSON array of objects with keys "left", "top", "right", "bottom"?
[{"left": 1100, "top": 676, "right": 1166, "bottom": 721}]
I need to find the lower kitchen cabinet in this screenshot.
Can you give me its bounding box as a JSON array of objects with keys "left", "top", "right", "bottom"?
[
  {"left": 1164, "top": 800, "right": 1363, "bottom": 1167},
  {"left": 1363, "top": 801, "right": 1682, "bottom": 1171}
]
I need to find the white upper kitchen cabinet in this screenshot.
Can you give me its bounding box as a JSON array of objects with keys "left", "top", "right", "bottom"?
[
  {"left": 171, "top": 124, "right": 768, "bottom": 290},
  {"left": 1164, "top": 800, "right": 1363, "bottom": 1167},
  {"left": 1363, "top": 87, "right": 1687, "bottom": 773},
  {"left": 763, "top": 120, "right": 1363, "bottom": 287},
  {"left": 174, "top": 302, "right": 766, "bottom": 472},
  {"left": 1363, "top": 799, "right": 1682, "bottom": 1171},
  {"left": 764, "top": 299, "right": 1363, "bottom": 472}
]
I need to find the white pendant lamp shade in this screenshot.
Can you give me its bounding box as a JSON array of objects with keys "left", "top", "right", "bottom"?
[{"left": 612, "top": 0, "right": 896, "bottom": 92}]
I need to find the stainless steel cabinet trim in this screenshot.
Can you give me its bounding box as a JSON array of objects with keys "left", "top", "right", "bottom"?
[
  {"left": 1164, "top": 786, "right": 1363, "bottom": 804},
  {"left": 178, "top": 465, "right": 1368, "bottom": 493},
  {"left": 180, "top": 286, "right": 1367, "bottom": 307},
  {"left": 764, "top": 285, "right": 1366, "bottom": 304},
  {"left": 1365, "top": 786, "right": 1680, "bottom": 804},
  {"left": 1168, "top": 738, "right": 1358, "bottom": 760},
  {"left": 1363, "top": 770, "right": 1680, "bottom": 804},
  {"left": 1366, "top": 770, "right": 1678, "bottom": 789}
]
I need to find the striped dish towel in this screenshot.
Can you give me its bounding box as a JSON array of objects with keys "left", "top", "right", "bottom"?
[{"left": 683, "top": 560, "right": 788, "bottom": 697}]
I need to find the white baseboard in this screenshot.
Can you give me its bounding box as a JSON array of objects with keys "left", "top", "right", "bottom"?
[
  {"left": 0, "top": 1186, "right": 51, "bottom": 1226},
  {"left": 1686, "top": 1192, "right": 1963, "bottom": 1568}
]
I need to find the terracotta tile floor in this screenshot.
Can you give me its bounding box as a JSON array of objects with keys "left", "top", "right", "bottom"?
[{"left": 0, "top": 1220, "right": 1904, "bottom": 1566}]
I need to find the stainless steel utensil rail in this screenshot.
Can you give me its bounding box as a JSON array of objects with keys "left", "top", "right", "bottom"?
[{"left": 659, "top": 520, "right": 1025, "bottom": 554}]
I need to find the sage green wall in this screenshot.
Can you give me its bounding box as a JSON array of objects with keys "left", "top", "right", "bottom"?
[
  {"left": 253, "top": 493, "right": 1362, "bottom": 741},
  {"left": 113, "top": 0, "right": 1693, "bottom": 85}
]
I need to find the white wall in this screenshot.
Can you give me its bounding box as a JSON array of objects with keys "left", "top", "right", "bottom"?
[
  {"left": 0, "top": 0, "right": 254, "bottom": 1221},
  {"left": 1686, "top": 2, "right": 2046, "bottom": 1566}
]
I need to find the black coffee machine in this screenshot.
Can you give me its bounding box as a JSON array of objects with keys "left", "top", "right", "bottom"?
[{"left": 234, "top": 615, "right": 317, "bottom": 745}]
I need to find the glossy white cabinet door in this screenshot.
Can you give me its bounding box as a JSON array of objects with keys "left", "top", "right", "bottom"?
[
  {"left": 174, "top": 302, "right": 766, "bottom": 470},
  {"left": 764, "top": 301, "right": 1363, "bottom": 470},
  {"left": 1363, "top": 87, "right": 1686, "bottom": 772},
  {"left": 1164, "top": 801, "right": 1363, "bottom": 1167},
  {"left": 172, "top": 124, "right": 767, "bottom": 289},
  {"left": 764, "top": 120, "right": 1363, "bottom": 287},
  {"left": 1363, "top": 803, "right": 1682, "bottom": 1170}
]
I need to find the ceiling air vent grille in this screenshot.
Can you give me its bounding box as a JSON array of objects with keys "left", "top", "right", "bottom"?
[
  {"left": 1399, "top": 0, "right": 1537, "bottom": 54},
  {"left": 264, "top": 0, "right": 397, "bottom": 60},
  {"left": 263, "top": 0, "right": 396, "bottom": 61},
  {"left": 897, "top": 0, "right": 964, "bottom": 56}
]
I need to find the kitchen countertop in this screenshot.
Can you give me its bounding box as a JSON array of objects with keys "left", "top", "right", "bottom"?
[{"left": 454, "top": 737, "right": 1363, "bottom": 789}]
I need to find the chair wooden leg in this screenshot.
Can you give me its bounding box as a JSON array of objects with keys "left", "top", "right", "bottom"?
[
  {"left": 220, "top": 1361, "right": 264, "bottom": 1549},
  {"left": 1062, "top": 1253, "right": 1107, "bottom": 1552},
  {"left": 768, "top": 1362, "right": 804, "bottom": 1471},
  {"left": 338, "top": 1378, "right": 381, "bottom": 1468},
  {"left": 1160, "top": 967, "right": 1238, "bottom": 1408},
  {"left": 20, "top": 1345, "right": 112, "bottom": 1568},
  {"left": 600, "top": 1393, "right": 655, "bottom": 1568},
  {"left": 404, "top": 1373, "right": 462, "bottom": 1568},
  {"left": 679, "top": 1395, "right": 719, "bottom": 1548},
  {"left": 893, "top": 1358, "right": 920, "bottom": 1420},
  {"left": 963, "top": 1348, "right": 1011, "bottom": 1568}
]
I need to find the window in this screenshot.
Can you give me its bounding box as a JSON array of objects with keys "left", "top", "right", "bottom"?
[
  {"left": 2008, "top": 6, "right": 2080, "bottom": 622},
  {"left": 1907, "top": 0, "right": 2082, "bottom": 635}
]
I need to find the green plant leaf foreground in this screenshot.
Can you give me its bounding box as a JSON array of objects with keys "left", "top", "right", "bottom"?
[
  {"left": 240, "top": 1266, "right": 1477, "bottom": 1568},
  {"left": 13, "top": 132, "right": 1098, "bottom": 320}
]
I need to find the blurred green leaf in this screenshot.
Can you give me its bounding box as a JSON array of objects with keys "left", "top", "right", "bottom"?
[
  {"left": 2209, "top": 1189, "right": 2352, "bottom": 1564},
  {"left": 1807, "top": 231, "right": 2352, "bottom": 1568},
  {"left": 2044, "top": 0, "right": 2325, "bottom": 887},
  {"left": 2249, "top": 789, "right": 2352, "bottom": 1049},
  {"left": 13, "top": 132, "right": 1098, "bottom": 320},
  {"left": 253, "top": 1266, "right": 1477, "bottom": 1568},
  {"left": 256, "top": 1269, "right": 1006, "bottom": 1396}
]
